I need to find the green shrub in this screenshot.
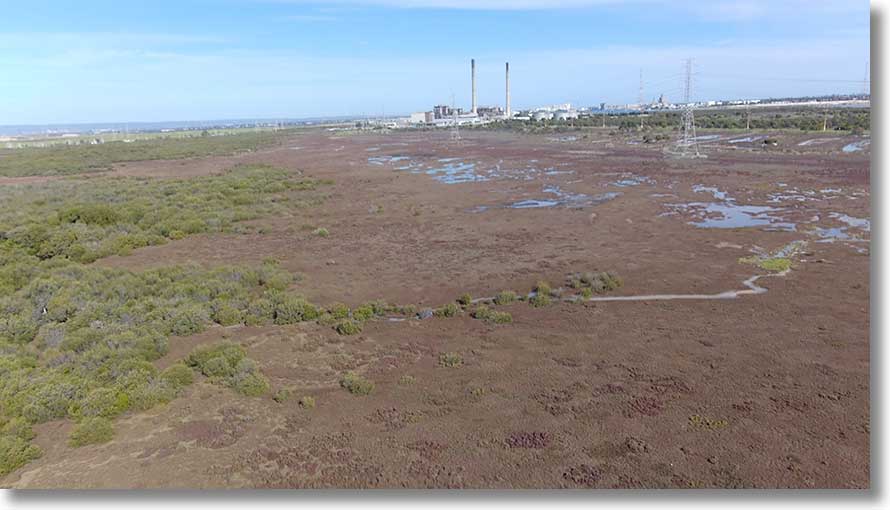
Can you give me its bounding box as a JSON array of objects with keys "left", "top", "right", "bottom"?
[
  {"left": 434, "top": 303, "right": 461, "bottom": 318},
  {"left": 340, "top": 372, "right": 374, "bottom": 396},
  {"left": 0, "top": 313, "right": 39, "bottom": 344},
  {"left": 758, "top": 258, "right": 792, "bottom": 272},
  {"left": 398, "top": 375, "right": 416, "bottom": 386},
  {"left": 274, "top": 295, "right": 318, "bottom": 324},
  {"left": 71, "top": 387, "right": 130, "bottom": 419},
  {"left": 472, "top": 306, "right": 513, "bottom": 324},
  {"left": 231, "top": 369, "right": 270, "bottom": 397},
  {"left": 273, "top": 388, "right": 292, "bottom": 403},
  {"left": 212, "top": 302, "right": 244, "bottom": 326},
  {"left": 494, "top": 290, "right": 517, "bottom": 305},
  {"left": 334, "top": 319, "right": 362, "bottom": 335},
  {"left": 0, "top": 435, "right": 42, "bottom": 476},
  {"left": 580, "top": 287, "right": 593, "bottom": 299},
  {"left": 185, "top": 342, "right": 268, "bottom": 396},
  {"left": 298, "top": 396, "right": 316, "bottom": 409},
  {"left": 352, "top": 304, "right": 376, "bottom": 322},
  {"left": 0, "top": 165, "right": 329, "bottom": 474},
  {"left": 535, "top": 281, "right": 552, "bottom": 297},
  {"left": 245, "top": 298, "right": 275, "bottom": 325},
  {"left": 529, "top": 293, "right": 551, "bottom": 307},
  {"left": 161, "top": 363, "right": 195, "bottom": 389},
  {"left": 187, "top": 342, "right": 246, "bottom": 375},
  {"left": 58, "top": 203, "right": 121, "bottom": 226},
  {"left": 126, "top": 379, "right": 176, "bottom": 411},
  {"left": 21, "top": 379, "right": 84, "bottom": 424},
  {"left": 68, "top": 417, "right": 114, "bottom": 447},
  {"left": 328, "top": 302, "right": 350, "bottom": 319},
  {"left": 167, "top": 304, "right": 209, "bottom": 336},
  {"left": 312, "top": 227, "right": 329, "bottom": 237},
  {"left": 457, "top": 293, "right": 472, "bottom": 306},
  {"left": 438, "top": 352, "right": 463, "bottom": 368},
  {"left": 1, "top": 417, "right": 35, "bottom": 441}
]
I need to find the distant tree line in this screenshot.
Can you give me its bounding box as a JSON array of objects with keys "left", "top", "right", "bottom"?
[{"left": 478, "top": 108, "right": 869, "bottom": 134}]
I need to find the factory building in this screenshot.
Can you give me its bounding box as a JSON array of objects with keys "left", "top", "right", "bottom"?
[
  {"left": 477, "top": 106, "right": 504, "bottom": 118},
  {"left": 433, "top": 105, "right": 463, "bottom": 120},
  {"left": 553, "top": 109, "right": 579, "bottom": 121}
]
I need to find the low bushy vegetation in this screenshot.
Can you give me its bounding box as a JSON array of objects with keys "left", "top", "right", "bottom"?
[
  {"left": 334, "top": 319, "right": 363, "bottom": 336},
  {"left": 529, "top": 281, "right": 553, "bottom": 307},
  {"left": 0, "top": 435, "right": 42, "bottom": 476},
  {"left": 273, "top": 388, "right": 293, "bottom": 403},
  {"left": 438, "top": 352, "right": 463, "bottom": 368},
  {"left": 494, "top": 290, "right": 517, "bottom": 305},
  {"left": 68, "top": 417, "right": 114, "bottom": 447},
  {"left": 570, "top": 271, "right": 624, "bottom": 294},
  {"left": 0, "top": 164, "right": 323, "bottom": 264},
  {"left": 340, "top": 372, "right": 374, "bottom": 396},
  {"left": 0, "top": 130, "right": 295, "bottom": 177},
  {"left": 186, "top": 342, "right": 270, "bottom": 397},
  {"left": 472, "top": 306, "right": 513, "bottom": 324},
  {"left": 0, "top": 159, "right": 338, "bottom": 475},
  {"left": 434, "top": 303, "right": 461, "bottom": 318},
  {"left": 739, "top": 255, "right": 793, "bottom": 272}
]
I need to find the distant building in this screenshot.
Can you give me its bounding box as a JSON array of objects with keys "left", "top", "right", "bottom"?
[
  {"left": 553, "top": 109, "right": 579, "bottom": 121},
  {"left": 409, "top": 112, "right": 429, "bottom": 124},
  {"left": 477, "top": 106, "right": 504, "bottom": 118},
  {"left": 433, "top": 105, "right": 463, "bottom": 120}
]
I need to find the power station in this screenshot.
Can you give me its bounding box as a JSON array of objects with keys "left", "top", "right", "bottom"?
[{"left": 409, "top": 58, "right": 513, "bottom": 127}]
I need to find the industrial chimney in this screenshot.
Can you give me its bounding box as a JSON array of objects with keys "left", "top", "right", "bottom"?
[
  {"left": 505, "top": 62, "right": 511, "bottom": 117},
  {"left": 471, "top": 59, "right": 477, "bottom": 115}
]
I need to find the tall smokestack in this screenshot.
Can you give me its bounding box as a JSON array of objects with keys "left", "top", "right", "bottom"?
[
  {"left": 505, "top": 62, "right": 511, "bottom": 117},
  {"left": 471, "top": 58, "right": 477, "bottom": 115}
]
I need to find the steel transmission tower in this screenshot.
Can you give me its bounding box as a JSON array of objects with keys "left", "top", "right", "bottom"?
[
  {"left": 863, "top": 61, "right": 870, "bottom": 96},
  {"left": 638, "top": 68, "right": 644, "bottom": 129},
  {"left": 679, "top": 59, "right": 702, "bottom": 158},
  {"left": 450, "top": 93, "right": 461, "bottom": 142}
]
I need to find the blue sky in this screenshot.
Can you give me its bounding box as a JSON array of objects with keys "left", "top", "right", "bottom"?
[{"left": 0, "top": 0, "right": 870, "bottom": 124}]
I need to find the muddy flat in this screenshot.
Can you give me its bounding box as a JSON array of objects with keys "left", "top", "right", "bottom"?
[{"left": 2, "top": 129, "right": 869, "bottom": 488}]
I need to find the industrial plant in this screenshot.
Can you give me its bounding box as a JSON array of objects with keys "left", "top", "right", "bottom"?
[{"left": 401, "top": 59, "right": 515, "bottom": 127}]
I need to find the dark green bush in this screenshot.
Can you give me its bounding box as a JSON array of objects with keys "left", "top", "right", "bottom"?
[
  {"left": 70, "top": 387, "right": 130, "bottom": 419},
  {"left": 68, "top": 417, "right": 114, "bottom": 447},
  {"left": 334, "top": 319, "right": 362, "bottom": 335},
  {"left": 438, "top": 352, "right": 463, "bottom": 368},
  {"left": 340, "top": 372, "right": 374, "bottom": 396},
  {"left": 472, "top": 306, "right": 513, "bottom": 324},
  {"left": 187, "top": 342, "right": 246, "bottom": 377},
  {"left": 0, "top": 435, "right": 42, "bottom": 476},
  {"left": 494, "top": 290, "right": 517, "bottom": 305},
  {"left": 185, "top": 342, "right": 269, "bottom": 396},
  {"left": 161, "top": 363, "right": 195, "bottom": 389},
  {"left": 274, "top": 295, "right": 318, "bottom": 324},
  {"left": 434, "top": 303, "right": 461, "bottom": 318}
]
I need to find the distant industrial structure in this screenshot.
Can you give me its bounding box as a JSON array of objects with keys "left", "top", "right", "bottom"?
[
  {"left": 403, "top": 58, "right": 515, "bottom": 127},
  {"left": 371, "top": 56, "right": 870, "bottom": 131}
]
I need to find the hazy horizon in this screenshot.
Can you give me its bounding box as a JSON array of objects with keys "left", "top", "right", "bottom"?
[{"left": 0, "top": 0, "right": 870, "bottom": 125}]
